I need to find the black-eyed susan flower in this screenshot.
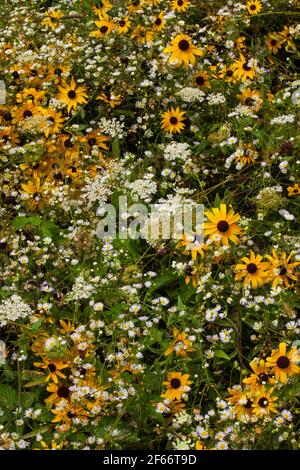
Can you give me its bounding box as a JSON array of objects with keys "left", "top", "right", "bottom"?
[
  {"left": 57, "top": 78, "right": 88, "bottom": 113},
  {"left": 131, "top": 26, "right": 153, "bottom": 44},
  {"left": 162, "top": 372, "right": 192, "bottom": 401},
  {"left": 91, "top": 19, "right": 115, "bottom": 38},
  {"left": 20, "top": 177, "right": 47, "bottom": 210},
  {"left": 204, "top": 204, "right": 242, "bottom": 246},
  {"left": 243, "top": 359, "right": 276, "bottom": 389},
  {"left": 34, "top": 357, "right": 70, "bottom": 383},
  {"left": 42, "top": 8, "right": 64, "bottom": 29},
  {"left": 161, "top": 107, "right": 185, "bottom": 134},
  {"left": 266, "top": 342, "right": 300, "bottom": 383},
  {"left": 45, "top": 383, "right": 71, "bottom": 404},
  {"left": 227, "top": 385, "right": 254, "bottom": 418},
  {"left": 115, "top": 16, "right": 131, "bottom": 34},
  {"left": 218, "top": 64, "right": 236, "bottom": 83},
  {"left": 92, "top": 0, "right": 112, "bottom": 17},
  {"left": 152, "top": 11, "right": 166, "bottom": 32},
  {"left": 288, "top": 183, "right": 300, "bottom": 196},
  {"left": 171, "top": 0, "right": 190, "bottom": 12},
  {"left": 194, "top": 70, "right": 211, "bottom": 88},
  {"left": 163, "top": 34, "right": 203, "bottom": 66},
  {"left": 164, "top": 327, "right": 193, "bottom": 357},
  {"left": 236, "top": 88, "right": 263, "bottom": 111},
  {"left": 40, "top": 107, "right": 64, "bottom": 137},
  {"left": 246, "top": 0, "right": 262, "bottom": 15},
  {"left": 176, "top": 233, "right": 208, "bottom": 261},
  {"left": 232, "top": 55, "right": 256, "bottom": 81},
  {"left": 11, "top": 101, "right": 41, "bottom": 124},
  {"left": 128, "top": 0, "right": 144, "bottom": 14},
  {"left": 266, "top": 33, "right": 282, "bottom": 54},
  {"left": 235, "top": 251, "right": 269, "bottom": 288},
  {"left": 265, "top": 249, "right": 300, "bottom": 288},
  {"left": 98, "top": 91, "right": 122, "bottom": 108},
  {"left": 16, "top": 88, "right": 45, "bottom": 104},
  {"left": 184, "top": 264, "right": 200, "bottom": 288},
  {"left": 252, "top": 387, "right": 278, "bottom": 417},
  {"left": 235, "top": 143, "right": 258, "bottom": 166}
]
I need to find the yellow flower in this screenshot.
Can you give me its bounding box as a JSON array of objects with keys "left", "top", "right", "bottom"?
[
  {"left": 252, "top": 387, "right": 278, "bottom": 417},
  {"left": 266, "top": 342, "right": 300, "bottom": 383},
  {"left": 265, "top": 249, "right": 300, "bottom": 288},
  {"left": 204, "top": 204, "right": 242, "bottom": 246},
  {"left": 20, "top": 177, "right": 46, "bottom": 210},
  {"left": 194, "top": 70, "right": 211, "bottom": 88},
  {"left": 92, "top": 1, "right": 112, "bottom": 17},
  {"left": 235, "top": 251, "right": 269, "bottom": 288},
  {"left": 115, "top": 16, "right": 131, "bottom": 34},
  {"left": 227, "top": 385, "right": 254, "bottom": 418},
  {"left": 128, "top": 0, "right": 144, "bottom": 14},
  {"left": 39, "top": 107, "right": 64, "bottom": 137},
  {"left": 152, "top": 11, "right": 166, "bottom": 32},
  {"left": 91, "top": 19, "right": 115, "bottom": 38},
  {"left": 171, "top": 0, "right": 190, "bottom": 13},
  {"left": 162, "top": 372, "right": 192, "bottom": 401},
  {"left": 131, "top": 26, "right": 153, "bottom": 44},
  {"left": 232, "top": 55, "right": 256, "bottom": 81},
  {"left": 97, "top": 92, "right": 122, "bottom": 108},
  {"left": 57, "top": 77, "right": 88, "bottom": 113},
  {"left": 34, "top": 357, "right": 70, "bottom": 384},
  {"left": 176, "top": 233, "right": 208, "bottom": 261},
  {"left": 42, "top": 9, "right": 64, "bottom": 29},
  {"left": 161, "top": 107, "right": 185, "bottom": 134},
  {"left": 44, "top": 383, "right": 70, "bottom": 404},
  {"left": 246, "top": 0, "right": 262, "bottom": 15},
  {"left": 243, "top": 359, "right": 276, "bottom": 389},
  {"left": 288, "top": 183, "right": 300, "bottom": 196},
  {"left": 266, "top": 33, "right": 282, "bottom": 54},
  {"left": 164, "top": 327, "right": 194, "bottom": 357},
  {"left": 236, "top": 88, "right": 263, "bottom": 111},
  {"left": 163, "top": 34, "right": 203, "bottom": 66}
]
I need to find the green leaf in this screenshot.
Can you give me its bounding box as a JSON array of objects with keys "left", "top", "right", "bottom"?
[
  {"left": 12, "top": 215, "right": 41, "bottom": 231},
  {"left": 0, "top": 384, "right": 18, "bottom": 408},
  {"left": 149, "top": 272, "right": 179, "bottom": 293},
  {"left": 214, "top": 349, "right": 231, "bottom": 361}
]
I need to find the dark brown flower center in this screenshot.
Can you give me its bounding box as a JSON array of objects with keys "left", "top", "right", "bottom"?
[
  {"left": 48, "top": 363, "right": 57, "bottom": 373},
  {"left": 31, "top": 69, "right": 37, "bottom": 77},
  {"left": 244, "top": 398, "right": 253, "bottom": 409},
  {"left": 88, "top": 137, "right": 97, "bottom": 146},
  {"left": 196, "top": 76, "right": 205, "bottom": 85},
  {"left": 57, "top": 385, "right": 70, "bottom": 398},
  {"left": 178, "top": 39, "right": 190, "bottom": 51},
  {"left": 177, "top": 0, "right": 184, "bottom": 5},
  {"left": 12, "top": 71, "right": 20, "bottom": 79},
  {"left": 250, "top": 4, "right": 256, "bottom": 10},
  {"left": 155, "top": 18, "right": 162, "bottom": 25},
  {"left": 54, "top": 68, "right": 63, "bottom": 76},
  {"left": 48, "top": 117, "right": 55, "bottom": 123},
  {"left": 243, "top": 63, "right": 251, "bottom": 71},
  {"left": 119, "top": 20, "right": 126, "bottom": 27},
  {"left": 258, "top": 373, "right": 269, "bottom": 383},
  {"left": 270, "top": 39, "right": 277, "bottom": 46},
  {"left": 170, "top": 116, "right": 178, "bottom": 125},
  {"left": 226, "top": 69, "right": 233, "bottom": 77},
  {"left": 64, "top": 138, "right": 73, "bottom": 148},
  {"left": 67, "top": 90, "right": 77, "bottom": 99},
  {"left": 170, "top": 378, "right": 181, "bottom": 389},
  {"left": 217, "top": 220, "right": 229, "bottom": 233},
  {"left": 279, "top": 266, "right": 287, "bottom": 276},
  {"left": 23, "top": 110, "right": 33, "bottom": 118},
  {"left": 258, "top": 397, "right": 268, "bottom": 407},
  {"left": 132, "top": 0, "right": 140, "bottom": 5},
  {"left": 100, "top": 26, "right": 108, "bottom": 34},
  {"left": 247, "top": 263, "right": 258, "bottom": 274},
  {"left": 276, "top": 355, "right": 290, "bottom": 369}
]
